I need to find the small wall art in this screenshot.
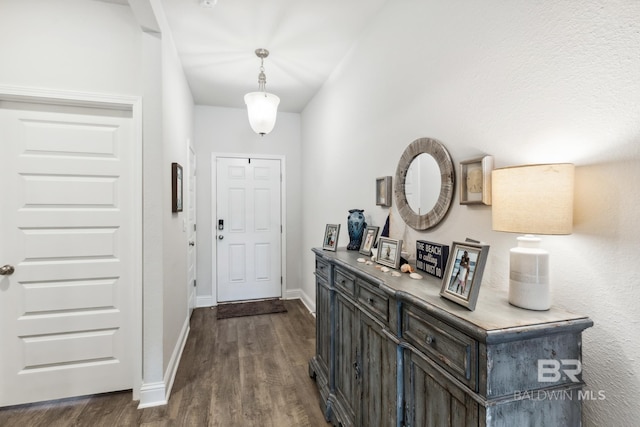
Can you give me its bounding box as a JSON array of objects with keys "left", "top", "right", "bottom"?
[
  {"left": 439, "top": 241, "right": 490, "bottom": 311},
  {"left": 376, "top": 176, "right": 392, "bottom": 207},
  {"left": 459, "top": 155, "right": 493, "bottom": 205},
  {"left": 172, "top": 162, "right": 183, "bottom": 213},
  {"left": 323, "top": 224, "right": 340, "bottom": 251}
]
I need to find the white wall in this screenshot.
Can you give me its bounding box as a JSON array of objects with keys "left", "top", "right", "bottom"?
[
  {"left": 150, "top": 0, "right": 194, "bottom": 383},
  {"left": 194, "top": 106, "right": 304, "bottom": 306},
  {"left": 301, "top": 1, "right": 640, "bottom": 426},
  {"left": 0, "top": 0, "right": 141, "bottom": 94}
]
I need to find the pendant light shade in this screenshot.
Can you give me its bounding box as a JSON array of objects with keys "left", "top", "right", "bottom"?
[
  {"left": 245, "top": 48, "right": 279, "bottom": 136},
  {"left": 244, "top": 91, "right": 280, "bottom": 136}
]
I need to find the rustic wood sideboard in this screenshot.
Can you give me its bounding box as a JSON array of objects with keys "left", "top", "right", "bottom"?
[{"left": 308, "top": 248, "right": 593, "bottom": 427}]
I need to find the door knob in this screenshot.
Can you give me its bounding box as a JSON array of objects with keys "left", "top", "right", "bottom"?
[
  {"left": 0, "top": 265, "right": 15, "bottom": 275},
  {"left": 218, "top": 235, "right": 224, "bottom": 240},
  {"left": 189, "top": 241, "right": 195, "bottom": 246}
]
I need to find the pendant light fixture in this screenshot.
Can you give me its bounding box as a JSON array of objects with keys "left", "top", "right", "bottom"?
[{"left": 244, "top": 48, "right": 280, "bottom": 136}]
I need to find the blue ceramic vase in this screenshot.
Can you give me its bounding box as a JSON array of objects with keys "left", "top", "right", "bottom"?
[{"left": 347, "top": 209, "right": 367, "bottom": 250}]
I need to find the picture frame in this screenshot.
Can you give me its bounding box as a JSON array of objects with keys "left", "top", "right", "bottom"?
[
  {"left": 459, "top": 155, "right": 493, "bottom": 205},
  {"left": 376, "top": 176, "right": 392, "bottom": 207},
  {"left": 359, "top": 226, "right": 380, "bottom": 256},
  {"left": 172, "top": 162, "right": 183, "bottom": 213},
  {"left": 376, "top": 237, "right": 403, "bottom": 269},
  {"left": 322, "top": 224, "right": 340, "bottom": 251},
  {"left": 440, "top": 241, "right": 490, "bottom": 311}
]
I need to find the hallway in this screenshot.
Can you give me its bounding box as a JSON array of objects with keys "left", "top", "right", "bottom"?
[{"left": 0, "top": 300, "right": 326, "bottom": 426}]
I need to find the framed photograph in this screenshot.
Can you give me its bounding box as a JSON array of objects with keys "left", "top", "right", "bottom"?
[
  {"left": 172, "top": 162, "right": 183, "bottom": 213},
  {"left": 359, "top": 226, "right": 380, "bottom": 256},
  {"left": 460, "top": 155, "right": 493, "bottom": 205},
  {"left": 440, "top": 241, "right": 490, "bottom": 311},
  {"left": 376, "top": 237, "right": 403, "bottom": 269},
  {"left": 376, "top": 176, "right": 392, "bottom": 207},
  {"left": 322, "top": 224, "right": 340, "bottom": 251}
]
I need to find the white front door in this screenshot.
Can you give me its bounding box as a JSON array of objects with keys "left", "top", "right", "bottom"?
[
  {"left": 187, "top": 145, "right": 197, "bottom": 315},
  {"left": 0, "top": 100, "right": 134, "bottom": 407},
  {"left": 216, "top": 157, "right": 282, "bottom": 302}
]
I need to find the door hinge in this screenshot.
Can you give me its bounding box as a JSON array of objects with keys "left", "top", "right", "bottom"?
[
  {"left": 194, "top": 223, "right": 197, "bottom": 231},
  {"left": 280, "top": 276, "right": 283, "bottom": 284},
  {"left": 193, "top": 279, "right": 197, "bottom": 287}
]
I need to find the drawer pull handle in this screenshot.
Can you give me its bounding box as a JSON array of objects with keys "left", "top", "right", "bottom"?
[
  {"left": 341, "top": 280, "right": 346, "bottom": 285},
  {"left": 425, "top": 335, "right": 436, "bottom": 345},
  {"left": 367, "top": 297, "right": 375, "bottom": 305}
]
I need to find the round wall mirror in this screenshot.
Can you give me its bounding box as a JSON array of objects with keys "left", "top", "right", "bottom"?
[{"left": 394, "top": 137, "right": 455, "bottom": 230}]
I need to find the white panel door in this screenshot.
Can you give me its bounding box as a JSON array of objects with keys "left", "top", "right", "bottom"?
[
  {"left": 187, "top": 145, "right": 197, "bottom": 315},
  {"left": 0, "top": 101, "right": 134, "bottom": 407},
  {"left": 216, "top": 157, "right": 282, "bottom": 302}
]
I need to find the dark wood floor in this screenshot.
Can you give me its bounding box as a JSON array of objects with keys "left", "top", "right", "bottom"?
[{"left": 0, "top": 299, "right": 328, "bottom": 427}]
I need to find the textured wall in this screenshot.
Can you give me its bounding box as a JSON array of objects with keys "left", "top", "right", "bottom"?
[{"left": 301, "top": 1, "right": 640, "bottom": 425}]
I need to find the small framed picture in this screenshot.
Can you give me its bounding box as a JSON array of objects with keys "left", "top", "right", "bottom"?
[
  {"left": 172, "top": 162, "right": 183, "bottom": 213},
  {"left": 460, "top": 155, "right": 493, "bottom": 205},
  {"left": 376, "top": 237, "right": 403, "bottom": 269},
  {"left": 322, "top": 224, "right": 340, "bottom": 251},
  {"left": 440, "top": 241, "right": 489, "bottom": 311},
  {"left": 359, "top": 226, "right": 380, "bottom": 256},
  {"left": 376, "top": 176, "right": 392, "bottom": 207}
]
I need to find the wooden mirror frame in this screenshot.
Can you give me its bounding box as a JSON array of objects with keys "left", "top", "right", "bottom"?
[{"left": 394, "top": 137, "right": 455, "bottom": 230}]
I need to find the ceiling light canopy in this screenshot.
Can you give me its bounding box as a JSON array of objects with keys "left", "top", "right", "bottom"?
[{"left": 244, "top": 48, "right": 280, "bottom": 136}]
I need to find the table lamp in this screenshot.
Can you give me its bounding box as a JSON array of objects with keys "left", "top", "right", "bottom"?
[{"left": 491, "top": 164, "right": 574, "bottom": 310}]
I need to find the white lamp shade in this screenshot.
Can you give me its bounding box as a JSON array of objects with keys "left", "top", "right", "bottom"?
[
  {"left": 244, "top": 91, "right": 280, "bottom": 135},
  {"left": 492, "top": 163, "right": 574, "bottom": 235},
  {"left": 492, "top": 163, "right": 574, "bottom": 311}
]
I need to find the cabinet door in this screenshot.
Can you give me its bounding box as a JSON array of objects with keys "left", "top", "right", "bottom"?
[
  {"left": 359, "top": 313, "right": 398, "bottom": 427},
  {"left": 316, "top": 276, "right": 331, "bottom": 374},
  {"left": 335, "top": 292, "right": 360, "bottom": 425},
  {"left": 405, "top": 350, "right": 479, "bottom": 427}
]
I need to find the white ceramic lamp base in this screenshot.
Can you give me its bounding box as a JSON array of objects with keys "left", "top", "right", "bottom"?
[{"left": 508, "top": 235, "right": 551, "bottom": 311}]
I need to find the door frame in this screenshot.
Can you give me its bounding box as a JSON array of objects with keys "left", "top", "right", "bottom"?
[
  {"left": 210, "top": 153, "right": 287, "bottom": 305},
  {"left": 187, "top": 142, "right": 197, "bottom": 316},
  {"left": 0, "top": 84, "right": 143, "bottom": 401}
]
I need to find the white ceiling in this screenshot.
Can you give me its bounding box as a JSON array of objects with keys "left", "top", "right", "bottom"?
[{"left": 160, "top": 0, "right": 388, "bottom": 113}]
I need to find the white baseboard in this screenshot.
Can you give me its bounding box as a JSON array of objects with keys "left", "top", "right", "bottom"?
[
  {"left": 287, "top": 288, "right": 315, "bottom": 314},
  {"left": 138, "top": 381, "right": 167, "bottom": 408},
  {"left": 284, "top": 288, "right": 301, "bottom": 300},
  {"left": 164, "top": 317, "right": 190, "bottom": 401},
  {"left": 137, "top": 316, "right": 190, "bottom": 409},
  {"left": 197, "top": 295, "right": 215, "bottom": 307}
]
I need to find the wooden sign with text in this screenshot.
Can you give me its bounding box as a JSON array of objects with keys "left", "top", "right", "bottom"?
[{"left": 416, "top": 240, "right": 449, "bottom": 279}]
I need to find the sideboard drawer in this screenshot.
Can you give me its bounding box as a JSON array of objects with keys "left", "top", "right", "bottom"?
[
  {"left": 316, "top": 256, "right": 330, "bottom": 281},
  {"left": 357, "top": 279, "right": 389, "bottom": 324},
  {"left": 334, "top": 267, "right": 356, "bottom": 297},
  {"left": 402, "top": 304, "right": 477, "bottom": 389}
]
